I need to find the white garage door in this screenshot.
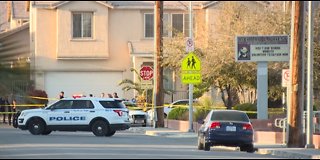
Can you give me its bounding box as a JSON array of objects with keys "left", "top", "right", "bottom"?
[{"left": 45, "top": 72, "right": 123, "bottom": 103}]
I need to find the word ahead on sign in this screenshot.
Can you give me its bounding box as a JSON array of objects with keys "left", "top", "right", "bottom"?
[{"left": 140, "top": 66, "right": 154, "bottom": 81}]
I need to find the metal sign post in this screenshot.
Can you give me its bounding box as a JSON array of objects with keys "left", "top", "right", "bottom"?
[{"left": 188, "top": 1, "right": 194, "bottom": 132}]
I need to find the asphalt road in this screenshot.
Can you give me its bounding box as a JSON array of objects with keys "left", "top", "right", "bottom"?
[{"left": 0, "top": 126, "right": 285, "bottom": 159}]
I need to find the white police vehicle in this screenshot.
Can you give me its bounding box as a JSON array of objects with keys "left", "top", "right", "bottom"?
[
  {"left": 123, "top": 101, "right": 148, "bottom": 127},
  {"left": 14, "top": 97, "right": 130, "bottom": 137}
]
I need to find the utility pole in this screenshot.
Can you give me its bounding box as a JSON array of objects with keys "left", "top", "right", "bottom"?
[
  {"left": 188, "top": 1, "right": 194, "bottom": 132},
  {"left": 305, "top": 1, "right": 315, "bottom": 149},
  {"left": 288, "top": 1, "right": 305, "bottom": 148},
  {"left": 154, "top": 1, "right": 164, "bottom": 128}
]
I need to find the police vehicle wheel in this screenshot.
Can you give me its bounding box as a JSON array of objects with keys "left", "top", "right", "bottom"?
[
  {"left": 142, "top": 120, "right": 147, "bottom": 127},
  {"left": 12, "top": 115, "right": 18, "bottom": 128},
  {"left": 105, "top": 130, "right": 116, "bottom": 137},
  {"left": 28, "top": 118, "right": 45, "bottom": 135},
  {"left": 42, "top": 130, "right": 52, "bottom": 135},
  {"left": 92, "top": 120, "right": 109, "bottom": 137}
]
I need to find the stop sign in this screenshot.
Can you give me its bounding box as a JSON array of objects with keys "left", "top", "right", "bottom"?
[{"left": 140, "top": 66, "right": 154, "bottom": 80}]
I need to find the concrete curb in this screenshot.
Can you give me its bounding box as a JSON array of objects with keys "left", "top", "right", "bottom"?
[{"left": 257, "top": 149, "right": 320, "bottom": 159}]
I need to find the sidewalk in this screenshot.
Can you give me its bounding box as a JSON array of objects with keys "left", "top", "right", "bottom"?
[{"left": 137, "top": 127, "right": 320, "bottom": 159}]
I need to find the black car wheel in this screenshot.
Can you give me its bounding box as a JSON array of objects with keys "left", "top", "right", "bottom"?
[
  {"left": 105, "top": 130, "right": 116, "bottom": 137},
  {"left": 42, "top": 130, "right": 52, "bottom": 135},
  {"left": 197, "top": 136, "right": 204, "bottom": 150},
  {"left": 203, "top": 136, "right": 210, "bottom": 151},
  {"left": 240, "top": 144, "right": 254, "bottom": 153},
  {"left": 28, "top": 118, "right": 45, "bottom": 135},
  {"left": 92, "top": 120, "right": 109, "bottom": 137}
]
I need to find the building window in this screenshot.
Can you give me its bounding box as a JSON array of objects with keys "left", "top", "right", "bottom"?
[
  {"left": 145, "top": 13, "right": 192, "bottom": 38},
  {"left": 72, "top": 12, "right": 93, "bottom": 38},
  {"left": 144, "top": 13, "right": 154, "bottom": 38},
  {"left": 163, "top": 13, "right": 170, "bottom": 37},
  {"left": 184, "top": 14, "right": 190, "bottom": 37},
  {"left": 172, "top": 13, "right": 193, "bottom": 37},
  {"left": 145, "top": 13, "right": 170, "bottom": 38},
  {"left": 172, "top": 14, "right": 183, "bottom": 37},
  {"left": 163, "top": 68, "right": 174, "bottom": 91}
]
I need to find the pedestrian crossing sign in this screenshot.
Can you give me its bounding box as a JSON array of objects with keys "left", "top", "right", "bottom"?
[
  {"left": 181, "top": 52, "right": 202, "bottom": 84},
  {"left": 181, "top": 52, "right": 201, "bottom": 71}
]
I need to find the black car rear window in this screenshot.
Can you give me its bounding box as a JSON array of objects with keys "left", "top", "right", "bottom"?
[
  {"left": 99, "top": 100, "right": 126, "bottom": 109},
  {"left": 211, "top": 111, "right": 250, "bottom": 122}
]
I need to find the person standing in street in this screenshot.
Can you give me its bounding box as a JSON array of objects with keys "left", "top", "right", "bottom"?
[
  {"left": 0, "top": 96, "right": 6, "bottom": 124},
  {"left": 2, "top": 96, "right": 9, "bottom": 124},
  {"left": 59, "top": 91, "right": 65, "bottom": 99},
  {"left": 107, "top": 93, "right": 113, "bottom": 98},
  {"left": 113, "top": 92, "right": 119, "bottom": 98},
  {"left": 7, "top": 94, "right": 16, "bottom": 126}
]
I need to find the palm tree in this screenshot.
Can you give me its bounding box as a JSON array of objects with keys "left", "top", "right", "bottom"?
[
  {"left": 118, "top": 68, "right": 149, "bottom": 108},
  {"left": 118, "top": 68, "right": 146, "bottom": 95}
]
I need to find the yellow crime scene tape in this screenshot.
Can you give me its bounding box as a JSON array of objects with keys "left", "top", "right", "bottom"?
[
  {"left": 0, "top": 95, "right": 53, "bottom": 115},
  {"left": 28, "top": 96, "right": 58, "bottom": 101},
  {"left": 0, "top": 112, "right": 17, "bottom": 114},
  {"left": 128, "top": 102, "right": 227, "bottom": 111},
  {"left": 2, "top": 104, "right": 45, "bottom": 107}
]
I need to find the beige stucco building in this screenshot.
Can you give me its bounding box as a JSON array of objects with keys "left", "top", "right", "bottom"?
[{"left": 0, "top": 1, "right": 272, "bottom": 103}]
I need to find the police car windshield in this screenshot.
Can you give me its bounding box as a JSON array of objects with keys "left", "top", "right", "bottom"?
[{"left": 99, "top": 100, "right": 125, "bottom": 109}]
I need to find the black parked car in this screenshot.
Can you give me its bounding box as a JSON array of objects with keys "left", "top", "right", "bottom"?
[{"left": 197, "top": 110, "right": 254, "bottom": 152}]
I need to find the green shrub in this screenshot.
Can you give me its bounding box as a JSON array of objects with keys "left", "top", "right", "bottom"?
[
  {"left": 168, "top": 107, "right": 189, "bottom": 120},
  {"left": 246, "top": 112, "right": 257, "bottom": 119},
  {"left": 233, "top": 103, "right": 256, "bottom": 111},
  {"left": 194, "top": 107, "right": 211, "bottom": 122},
  {"left": 315, "top": 100, "right": 320, "bottom": 111}
]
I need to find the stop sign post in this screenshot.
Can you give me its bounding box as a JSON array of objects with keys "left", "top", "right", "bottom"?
[{"left": 140, "top": 66, "right": 154, "bottom": 80}]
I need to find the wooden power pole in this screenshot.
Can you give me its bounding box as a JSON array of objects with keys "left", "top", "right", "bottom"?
[
  {"left": 288, "top": 1, "right": 305, "bottom": 147},
  {"left": 154, "top": 1, "right": 164, "bottom": 127}
]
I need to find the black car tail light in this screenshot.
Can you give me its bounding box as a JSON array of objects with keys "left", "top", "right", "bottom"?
[
  {"left": 210, "top": 121, "right": 221, "bottom": 129},
  {"left": 243, "top": 123, "right": 253, "bottom": 130}
]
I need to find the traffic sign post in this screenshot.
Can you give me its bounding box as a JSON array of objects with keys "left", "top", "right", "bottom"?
[
  {"left": 282, "top": 69, "right": 290, "bottom": 87},
  {"left": 140, "top": 66, "right": 154, "bottom": 81},
  {"left": 186, "top": 38, "right": 194, "bottom": 53}
]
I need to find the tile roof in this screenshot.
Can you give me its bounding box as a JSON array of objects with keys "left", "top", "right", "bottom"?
[
  {"left": 109, "top": 1, "right": 208, "bottom": 9},
  {"left": 12, "top": 1, "right": 29, "bottom": 19},
  {"left": 32, "top": 1, "right": 209, "bottom": 9},
  {"left": 0, "top": 1, "right": 29, "bottom": 32}
]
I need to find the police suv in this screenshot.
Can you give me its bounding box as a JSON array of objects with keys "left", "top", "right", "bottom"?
[{"left": 14, "top": 97, "right": 130, "bottom": 137}]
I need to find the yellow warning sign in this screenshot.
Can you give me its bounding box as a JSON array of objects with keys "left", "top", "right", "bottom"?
[
  {"left": 181, "top": 52, "right": 201, "bottom": 71},
  {"left": 181, "top": 52, "right": 202, "bottom": 84}
]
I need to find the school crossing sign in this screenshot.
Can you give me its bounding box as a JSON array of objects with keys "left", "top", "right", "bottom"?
[{"left": 181, "top": 52, "right": 202, "bottom": 84}]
